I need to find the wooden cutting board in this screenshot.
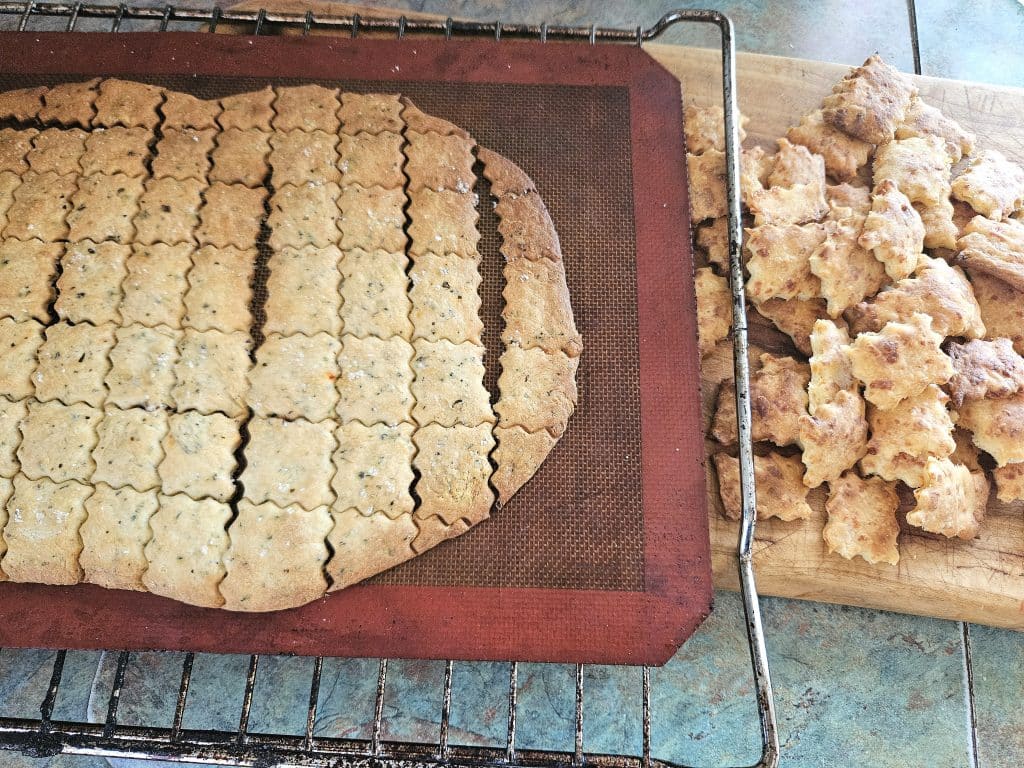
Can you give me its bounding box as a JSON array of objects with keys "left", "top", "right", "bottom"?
[{"left": 230, "top": 1, "right": 1024, "bottom": 630}]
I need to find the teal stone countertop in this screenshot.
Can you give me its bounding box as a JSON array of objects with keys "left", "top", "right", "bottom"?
[{"left": 0, "top": 2, "right": 1021, "bottom": 767}]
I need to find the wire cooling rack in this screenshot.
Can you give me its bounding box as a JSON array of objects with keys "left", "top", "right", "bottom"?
[{"left": 0, "top": 5, "right": 777, "bottom": 767}]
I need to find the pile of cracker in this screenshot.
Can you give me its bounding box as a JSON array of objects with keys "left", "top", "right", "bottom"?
[
  {"left": 689, "top": 55, "right": 1024, "bottom": 565},
  {"left": 0, "top": 79, "right": 580, "bottom": 610}
]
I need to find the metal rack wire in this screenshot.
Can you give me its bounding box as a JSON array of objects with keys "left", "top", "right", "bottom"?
[{"left": 0, "top": 5, "right": 777, "bottom": 767}]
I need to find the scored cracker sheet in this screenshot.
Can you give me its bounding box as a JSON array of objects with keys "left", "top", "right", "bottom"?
[{"left": 0, "top": 72, "right": 638, "bottom": 606}]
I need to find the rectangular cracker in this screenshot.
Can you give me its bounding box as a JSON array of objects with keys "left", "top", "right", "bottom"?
[
  {"left": 79, "top": 483, "right": 158, "bottom": 591},
  {"left": 209, "top": 128, "right": 271, "bottom": 187},
  {"left": 409, "top": 252, "right": 484, "bottom": 345},
  {"left": 408, "top": 188, "right": 481, "bottom": 259},
  {"left": 267, "top": 181, "right": 341, "bottom": 250},
  {"left": 133, "top": 177, "right": 204, "bottom": 246},
  {"left": 153, "top": 128, "right": 216, "bottom": 181},
  {"left": 496, "top": 346, "right": 579, "bottom": 437},
  {"left": 0, "top": 172, "right": 19, "bottom": 233},
  {"left": 338, "top": 132, "right": 404, "bottom": 189},
  {"left": 27, "top": 128, "right": 87, "bottom": 175},
  {"left": 94, "top": 79, "right": 163, "bottom": 129},
  {"left": 67, "top": 172, "right": 145, "bottom": 244},
  {"left": 2, "top": 475, "right": 91, "bottom": 584},
  {"left": 158, "top": 411, "right": 240, "bottom": 502},
  {"left": 80, "top": 127, "right": 152, "bottom": 177},
  {"left": 404, "top": 131, "right": 476, "bottom": 193},
  {"left": 17, "top": 400, "right": 100, "bottom": 483},
  {"left": 0, "top": 397, "right": 27, "bottom": 478},
  {"left": 218, "top": 87, "right": 275, "bottom": 131},
  {"left": 271, "top": 130, "right": 341, "bottom": 187},
  {"left": 197, "top": 182, "right": 267, "bottom": 250},
  {"left": 326, "top": 508, "right": 418, "bottom": 590},
  {"left": 494, "top": 192, "right": 563, "bottom": 263},
  {"left": 120, "top": 242, "right": 193, "bottom": 328},
  {"left": 183, "top": 245, "right": 255, "bottom": 333},
  {"left": 55, "top": 240, "right": 130, "bottom": 325},
  {"left": 501, "top": 256, "right": 582, "bottom": 356},
  {"left": 39, "top": 78, "right": 99, "bottom": 128},
  {"left": 106, "top": 324, "right": 180, "bottom": 411},
  {"left": 0, "top": 318, "right": 44, "bottom": 400},
  {"left": 0, "top": 128, "right": 37, "bottom": 174},
  {"left": 143, "top": 494, "right": 231, "bottom": 608},
  {"left": 337, "top": 185, "right": 407, "bottom": 252},
  {"left": 241, "top": 416, "right": 336, "bottom": 510},
  {"left": 412, "top": 423, "right": 494, "bottom": 526},
  {"left": 91, "top": 406, "right": 168, "bottom": 491},
  {"left": 161, "top": 91, "right": 220, "bottom": 130},
  {"left": 339, "top": 93, "right": 403, "bottom": 135},
  {"left": 272, "top": 84, "right": 341, "bottom": 133},
  {"left": 338, "top": 249, "right": 412, "bottom": 338},
  {"left": 172, "top": 329, "right": 252, "bottom": 418},
  {"left": 411, "top": 339, "right": 493, "bottom": 427},
  {"left": 0, "top": 239, "right": 62, "bottom": 322},
  {"left": 331, "top": 422, "right": 415, "bottom": 518},
  {"left": 247, "top": 332, "right": 341, "bottom": 423},
  {"left": 5, "top": 171, "right": 76, "bottom": 241},
  {"left": 33, "top": 321, "right": 115, "bottom": 407},
  {"left": 219, "top": 500, "right": 332, "bottom": 612},
  {"left": 335, "top": 335, "right": 414, "bottom": 426},
  {"left": 264, "top": 244, "right": 342, "bottom": 336}
]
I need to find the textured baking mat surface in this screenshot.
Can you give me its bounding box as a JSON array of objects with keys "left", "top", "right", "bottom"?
[{"left": 0, "top": 33, "right": 706, "bottom": 664}]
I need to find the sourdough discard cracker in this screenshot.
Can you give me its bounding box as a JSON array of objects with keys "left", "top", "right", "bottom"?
[
  {"left": 712, "top": 354, "right": 810, "bottom": 447},
  {"left": 907, "top": 458, "right": 988, "bottom": 539},
  {"left": 55, "top": 240, "right": 130, "bottom": 325},
  {"left": 66, "top": 172, "right": 144, "bottom": 244},
  {"left": 331, "top": 422, "right": 415, "bottom": 518},
  {"left": 242, "top": 417, "right": 336, "bottom": 511},
  {"left": 800, "top": 389, "right": 869, "bottom": 488},
  {"left": 93, "top": 79, "right": 163, "bottom": 130},
  {"left": 247, "top": 332, "right": 340, "bottom": 423},
  {"left": 81, "top": 127, "right": 152, "bottom": 177},
  {"left": 822, "top": 54, "right": 916, "bottom": 144},
  {"left": 0, "top": 318, "right": 44, "bottom": 400},
  {"left": 159, "top": 411, "right": 240, "bottom": 502},
  {"left": 338, "top": 249, "right": 412, "bottom": 339},
  {"left": 79, "top": 484, "right": 158, "bottom": 591},
  {"left": 209, "top": 127, "right": 271, "bottom": 187},
  {"left": 951, "top": 149, "right": 1024, "bottom": 220},
  {"left": 183, "top": 246, "right": 255, "bottom": 333},
  {"left": 411, "top": 339, "right": 493, "bottom": 428},
  {"left": 120, "top": 242, "right": 192, "bottom": 328},
  {"left": 751, "top": 297, "right": 833, "bottom": 357},
  {"left": 17, "top": 400, "right": 100, "bottom": 483},
  {"left": 956, "top": 215, "right": 1024, "bottom": 292},
  {"left": 809, "top": 214, "right": 887, "bottom": 318},
  {"left": 172, "top": 329, "right": 252, "bottom": 418},
  {"left": 896, "top": 96, "right": 975, "bottom": 162},
  {"left": 695, "top": 267, "right": 732, "bottom": 358},
  {"left": 684, "top": 103, "right": 748, "bottom": 155},
  {"left": 264, "top": 245, "right": 342, "bottom": 337},
  {"left": 339, "top": 131, "right": 405, "bottom": 189},
  {"left": 873, "top": 135, "right": 951, "bottom": 207},
  {"left": 849, "top": 313, "right": 952, "bottom": 410},
  {"left": 713, "top": 451, "right": 813, "bottom": 522},
  {"left": 335, "top": 335, "right": 415, "bottom": 427},
  {"left": 410, "top": 252, "right": 485, "bottom": 346},
  {"left": 152, "top": 128, "right": 216, "bottom": 182},
  {"left": 993, "top": 462, "right": 1024, "bottom": 503},
  {"left": 197, "top": 182, "right": 266, "bottom": 250},
  {"left": 106, "top": 324, "right": 179, "bottom": 411},
  {"left": 787, "top": 109, "right": 872, "bottom": 182},
  {"left": 5, "top": 171, "right": 76, "bottom": 242},
  {"left": 857, "top": 179, "right": 924, "bottom": 281},
  {"left": 91, "top": 406, "right": 168, "bottom": 492},
  {"left": 0, "top": 240, "right": 62, "bottom": 323},
  {"left": 267, "top": 181, "right": 341, "bottom": 250},
  {"left": 271, "top": 129, "right": 341, "bottom": 188},
  {"left": 496, "top": 346, "right": 577, "bottom": 436},
  {"left": 967, "top": 270, "right": 1024, "bottom": 356},
  {"left": 686, "top": 149, "right": 727, "bottom": 221},
  {"left": 272, "top": 85, "right": 341, "bottom": 133},
  {"left": 134, "top": 177, "right": 204, "bottom": 246},
  {"left": 823, "top": 472, "right": 900, "bottom": 565},
  {"left": 28, "top": 128, "right": 87, "bottom": 175},
  {"left": 945, "top": 338, "right": 1024, "bottom": 407},
  {"left": 218, "top": 87, "right": 274, "bottom": 131},
  {"left": 745, "top": 222, "right": 825, "bottom": 303},
  {"left": 956, "top": 391, "right": 1024, "bottom": 467},
  {"left": 413, "top": 423, "right": 494, "bottom": 526},
  {"left": 33, "top": 322, "right": 115, "bottom": 408}
]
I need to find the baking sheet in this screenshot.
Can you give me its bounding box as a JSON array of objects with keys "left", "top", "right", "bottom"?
[{"left": 0, "top": 31, "right": 708, "bottom": 665}]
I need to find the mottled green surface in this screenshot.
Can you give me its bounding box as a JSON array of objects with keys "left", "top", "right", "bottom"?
[{"left": 0, "top": 2, "right": 1021, "bottom": 767}]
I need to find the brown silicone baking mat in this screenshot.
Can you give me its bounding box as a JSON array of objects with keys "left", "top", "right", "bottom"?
[{"left": 0, "top": 32, "right": 709, "bottom": 665}]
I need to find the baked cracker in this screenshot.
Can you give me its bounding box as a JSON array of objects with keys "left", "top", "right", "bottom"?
[
  {"left": 412, "top": 423, "right": 494, "bottom": 526},
  {"left": 134, "top": 177, "right": 204, "bottom": 246},
  {"left": 822, "top": 54, "right": 916, "bottom": 145},
  {"left": 326, "top": 508, "right": 418, "bottom": 590},
  {"left": 267, "top": 181, "right": 341, "bottom": 250},
  {"left": 501, "top": 255, "right": 581, "bottom": 356},
  {"left": 197, "top": 183, "right": 267, "bottom": 250},
  {"left": 220, "top": 500, "right": 333, "bottom": 612},
  {"left": 0, "top": 318, "right": 44, "bottom": 400},
  {"left": 496, "top": 345, "right": 578, "bottom": 437},
  {"left": 896, "top": 96, "right": 975, "bottom": 162},
  {"left": 411, "top": 339, "right": 494, "bottom": 428},
  {"left": 410, "top": 251, "right": 484, "bottom": 346},
  {"left": 161, "top": 91, "right": 220, "bottom": 130},
  {"left": 270, "top": 129, "right": 341, "bottom": 187},
  {"left": 956, "top": 391, "right": 1024, "bottom": 467},
  {"left": 712, "top": 354, "right": 810, "bottom": 446},
  {"left": 687, "top": 149, "right": 727, "bottom": 221},
  {"left": 39, "top": 78, "right": 99, "bottom": 128},
  {"left": 799, "top": 389, "right": 869, "bottom": 488},
  {"left": 951, "top": 149, "right": 1024, "bottom": 219},
  {"left": 241, "top": 416, "right": 336, "bottom": 511},
  {"left": 210, "top": 128, "right": 271, "bottom": 187},
  {"left": 786, "top": 108, "right": 871, "bottom": 182},
  {"left": 5, "top": 171, "right": 76, "bottom": 241},
  {"left": 967, "top": 270, "right": 1024, "bottom": 356},
  {"left": 945, "top": 338, "right": 1024, "bottom": 407},
  {"left": 906, "top": 458, "right": 988, "bottom": 539},
  {"left": 810, "top": 214, "right": 888, "bottom": 318},
  {"left": 848, "top": 313, "right": 953, "bottom": 410},
  {"left": 120, "top": 242, "right": 192, "bottom": 328},
  {"left": 0, "top": 128, "right": 37, "bottom": 174},
  {"left": 0, "top": 239, "right": 62, "bottom": 322},
  {"left": 337, "top": 185, "right": 407, "bottom": 252},
  {"left": 79, "top": 484, "right": 158, "bottom": 591},
  {"left": 956, "top": 215, "right": 1024, "bottom": 292},
  {"left": 338, "top": 249, "right": 412, "bottom": 339},
  {"left": 0, "top": 397, "right": 27, "bottom": 478},
  {"left": 27, "top": 128, "right": 87, "bottom": 175},
  {"left": 91, "top": 406, "right": 168, "bottom": 492},
  {"left": 823, "top": 472, "right": 900, "bottom": 565},
  {"left": 857, "top": 179, "right": 925, "bottom": 281},
  {"left": 807, "top": 319, "right": 854, "bottom": 413},
  {"left": 684, "top": 103, "right": 748, "bottom": 154},
  {"left": 2, "top": 475, "right": 91, "bottom": 584},
  {"left": 992, "top": 462, "right": 1024, "bottom": 503},
  {"left": 159, "top": 410, "right": 240, "bottom": 502},
  {"left": 33, "top": 321, "right": 115, "bottom": 408},
  {"left": 106, "top": 324, "right": 180, "bottom": 411},
  {"left": 66, "top": 172, "right": 144, "bottom": 244},
  {"left": 183, "top": 246, "right": 255, "bottom": 333},
  {"left": 408, "top": 188, "right": 481, "bottom": 259},
  {"left": 0, "top": 86, "right": 46, "bottom": 122},
  {"left": 17, "top": 400, "right": 100, "bottom": 483},
  {"left": 405, "top": 131, "right": 476, "bottom": 193},
  {"left": 338, "top": 131, "right": 404, "bottom": 189},
  {"left": 860, "top": 384, "right": 955, "bottom": 487},
  {"left": 492, "top": 425, "right": 558, "bottom": 505},
  {"left": 55, "top": 240, "right": 130, "bottom": 325},
  {"left": 81, "top": 127, "right": 152, "bottom": 176},
  {"left": 751, "top": 297, "right": 833, "bottom": 357},
  {"left": 152, "top": 128, "right": 216, "bottom": 182},
  {"left": 713, "top": 451, "right": 814, "bottom": 522},
  {"left": 218, "top": 87, "right": 274, "bottom": 131},
  {"left": 873, "top": 135, "right": 951, "bottom": 207},
  {"left": 264, "top": 244, "right": 342, "bottom": 337},
  {"left": 744, "top": 222, "right": 825, "bottom": 303},
  {"left": 272, "top": 85, "right": 341, "bottom": 133},
  {"left": 695, "top": 267, "right": 732, "bottom": 358},
  {"left": 339, "top": 93, "right": 404, "bottom": 135},
  {"left": 93, "top": 79, "right": 163, "bottom": 129},
  {"left": 247, "top": 332, "right": 340, "bottom": 423},
  {"left": 171, "top": 329, "right": 252, "bottom": 418},
  {"left": 331, "top": 422, "right": 415, "bottom": 518},
  {"left": 335, "top": 335, "right": 414, "bottom": 427},
  {"left": 143, "top": 494, "right": 231, "bottom": 608}
]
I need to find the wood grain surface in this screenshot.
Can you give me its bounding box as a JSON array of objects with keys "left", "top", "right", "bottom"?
[{"left": 227, "top": 0, "right": 1024, "bottom": 630}]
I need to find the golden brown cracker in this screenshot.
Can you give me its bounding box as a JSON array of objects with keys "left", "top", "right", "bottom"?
[
  {"left": 161, "top": 91, "right": 220, "bottom": 130},
  {"left": 956, "top": 215, "right": 1024, "bottom": 292},
  {"left": 81, "top": 127, "right": 152, "bottom": 177},
  {"left": 957, "top": 391, "right": 1024, "bottom": 467},
  {"left": 945, "top": 338, "right": 1024, "bottom": 407},
  {"left": 751, "top": 297, "right": 833, "bottom": 357},
  {"left": 0, "top": 86, "right": 46, "bottom": 123},
  {"left": 120, "top": 242, "right": 192, "bottom": 328},
  {"left": 857, "top": 179, "right": 924, "bottom": 281},
  {"left": 338, "top": 249, "right": 412, "bottom": 339},
  {"left": 267, "top": 181, "right": 341, "bottom": 250},
  {"left": 335, "top": 335, "right": 415, "bottom": 427},
  {"left": 992, "top": 462, "right": 1024, "bottom": 503},
  {"left": 496, "top": 346, "right": 577, "bottom": 436},
  {"left": 967, "top": 271, "right": 1024, "bottom": 356},
  {"left": 0, "top": 239, "right": 62, "bottom": 322},
  {"left": 197, "top": 182, "right": 267, "bottom": 250},
  {"left": 494, "top": 192, "right": 562, "bottom": 263},
  {"left": 823, "top": 472, "right": 900, "bottom": 565},
  {"left": 896, "top": 96, "right": 975, "bottom": 162},
  {"left": 712, "top": 354, "right": 810, "bottom": 446},
  {"left": 27, "top": 128, "right": 87, "bottom": 175},
  {"left": 209, "top": 128, "right": 271, "bottom": 187},
  {"left": 339, "top": 93, "right": 404, "bottom": 135},
  {"left": 5, "top": 171, "right": 76, "bottom": 241},
  {"left": 183, "top": 245, "right": 255, "bottom": 333},
  {"left": 264, "top": 244, "right": 342, "bottom": 337},
  {"left": 55, "top": 240, "right": 130, "bottom": 326},
  {"left": 17, "top": 400, "right": 100, "bottom": 483},
  {"left": 744, "top": 222, "right": 825, "bottom": 303},
  {"left": 337, "top": 131, "right": 406, "bottom": 189},
  {"left": 0, "top": 318, "right": 44, "bottom": 400},
  {"left": 695, "top": 266, "right": 732, "bottom": 357},
  {"left": 951, "top": 149, "right": 1024, "bottom": 219},
  {"left": 810, "top": 214, "right": 888, "bottom": 318},
  {"left": 152, "top": 128, "right": 216, "bottom": 182},
  {"left": 411, "top": 339, "right": 493, "bottom": 428},
  {"left": 134, "top": 177, "right": 204, "bottom": 246},
  {"left": 79, "top": 484, "right": 158, "bottom": 591},
  {"left": 408, "top": 188, "right": 481, "bottom": 259},
  {"left": 337, "top": 185, "right": 407, "bottom": 253},
  {"left": 247, "top": 332, "right": 340, "bottom": 423},
  {"left": 410, "top": 251, "right": 484, "bottom": 346},
  {"left": 787, "top": 109, "right": 871, "bottom": 182},
  {"left": 873, "top": 135, "right": 951, "bottom": 206},
  {"left": 492, "top": 425, "right": 558, "bottom": 505},
  {"left": 331, "top": 422, "right": 415, "bottom": 518},
  {"left": 66, "top": 172, "right": 144, "bottom": 244},
  {"left": 218, "top": 87, "right": 274, "bottom": 131},
  {"left": 93, "top": 79, "right": 163, "bottom": 129},
  {"left": 822, "top": 54, "right": 916, "bottom": 144},
  {"left": 687, "top": 149, "right": 727, "bottom": 221},
  {"left": 33, "top": 321, "right": 115, "bottom": 407},
  {"left": 270, "top": 129, "right": 341, "bottom": 187},
  {"left": 405, "top": 131, "right": 476, "bottom": 193},
  {"left": 326, "top": 508, "right": 418, "bottom": 590},
  {"left": 684, "top": 103, "right": 747, "bottom": 155},
  {"left": 241, "top": 416, "right": 336, "bottom": 511},
  {"left": 907, "top": 458, "right": 988, "bottom": 539},
  {"left": 39, "top": 78, "right": 99, "bottom": 128},
  {"left": 799, "top": 389, "right": 869, "bottom": 488},
  {"left": 713, "top": 451, "right": 813, "bottom": 522},
  {"left": 272, "top": 84, "right": 341, "bottom": 133},
  {"left": 412, "top": 423, "right": 494, "bottom": 526}
]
